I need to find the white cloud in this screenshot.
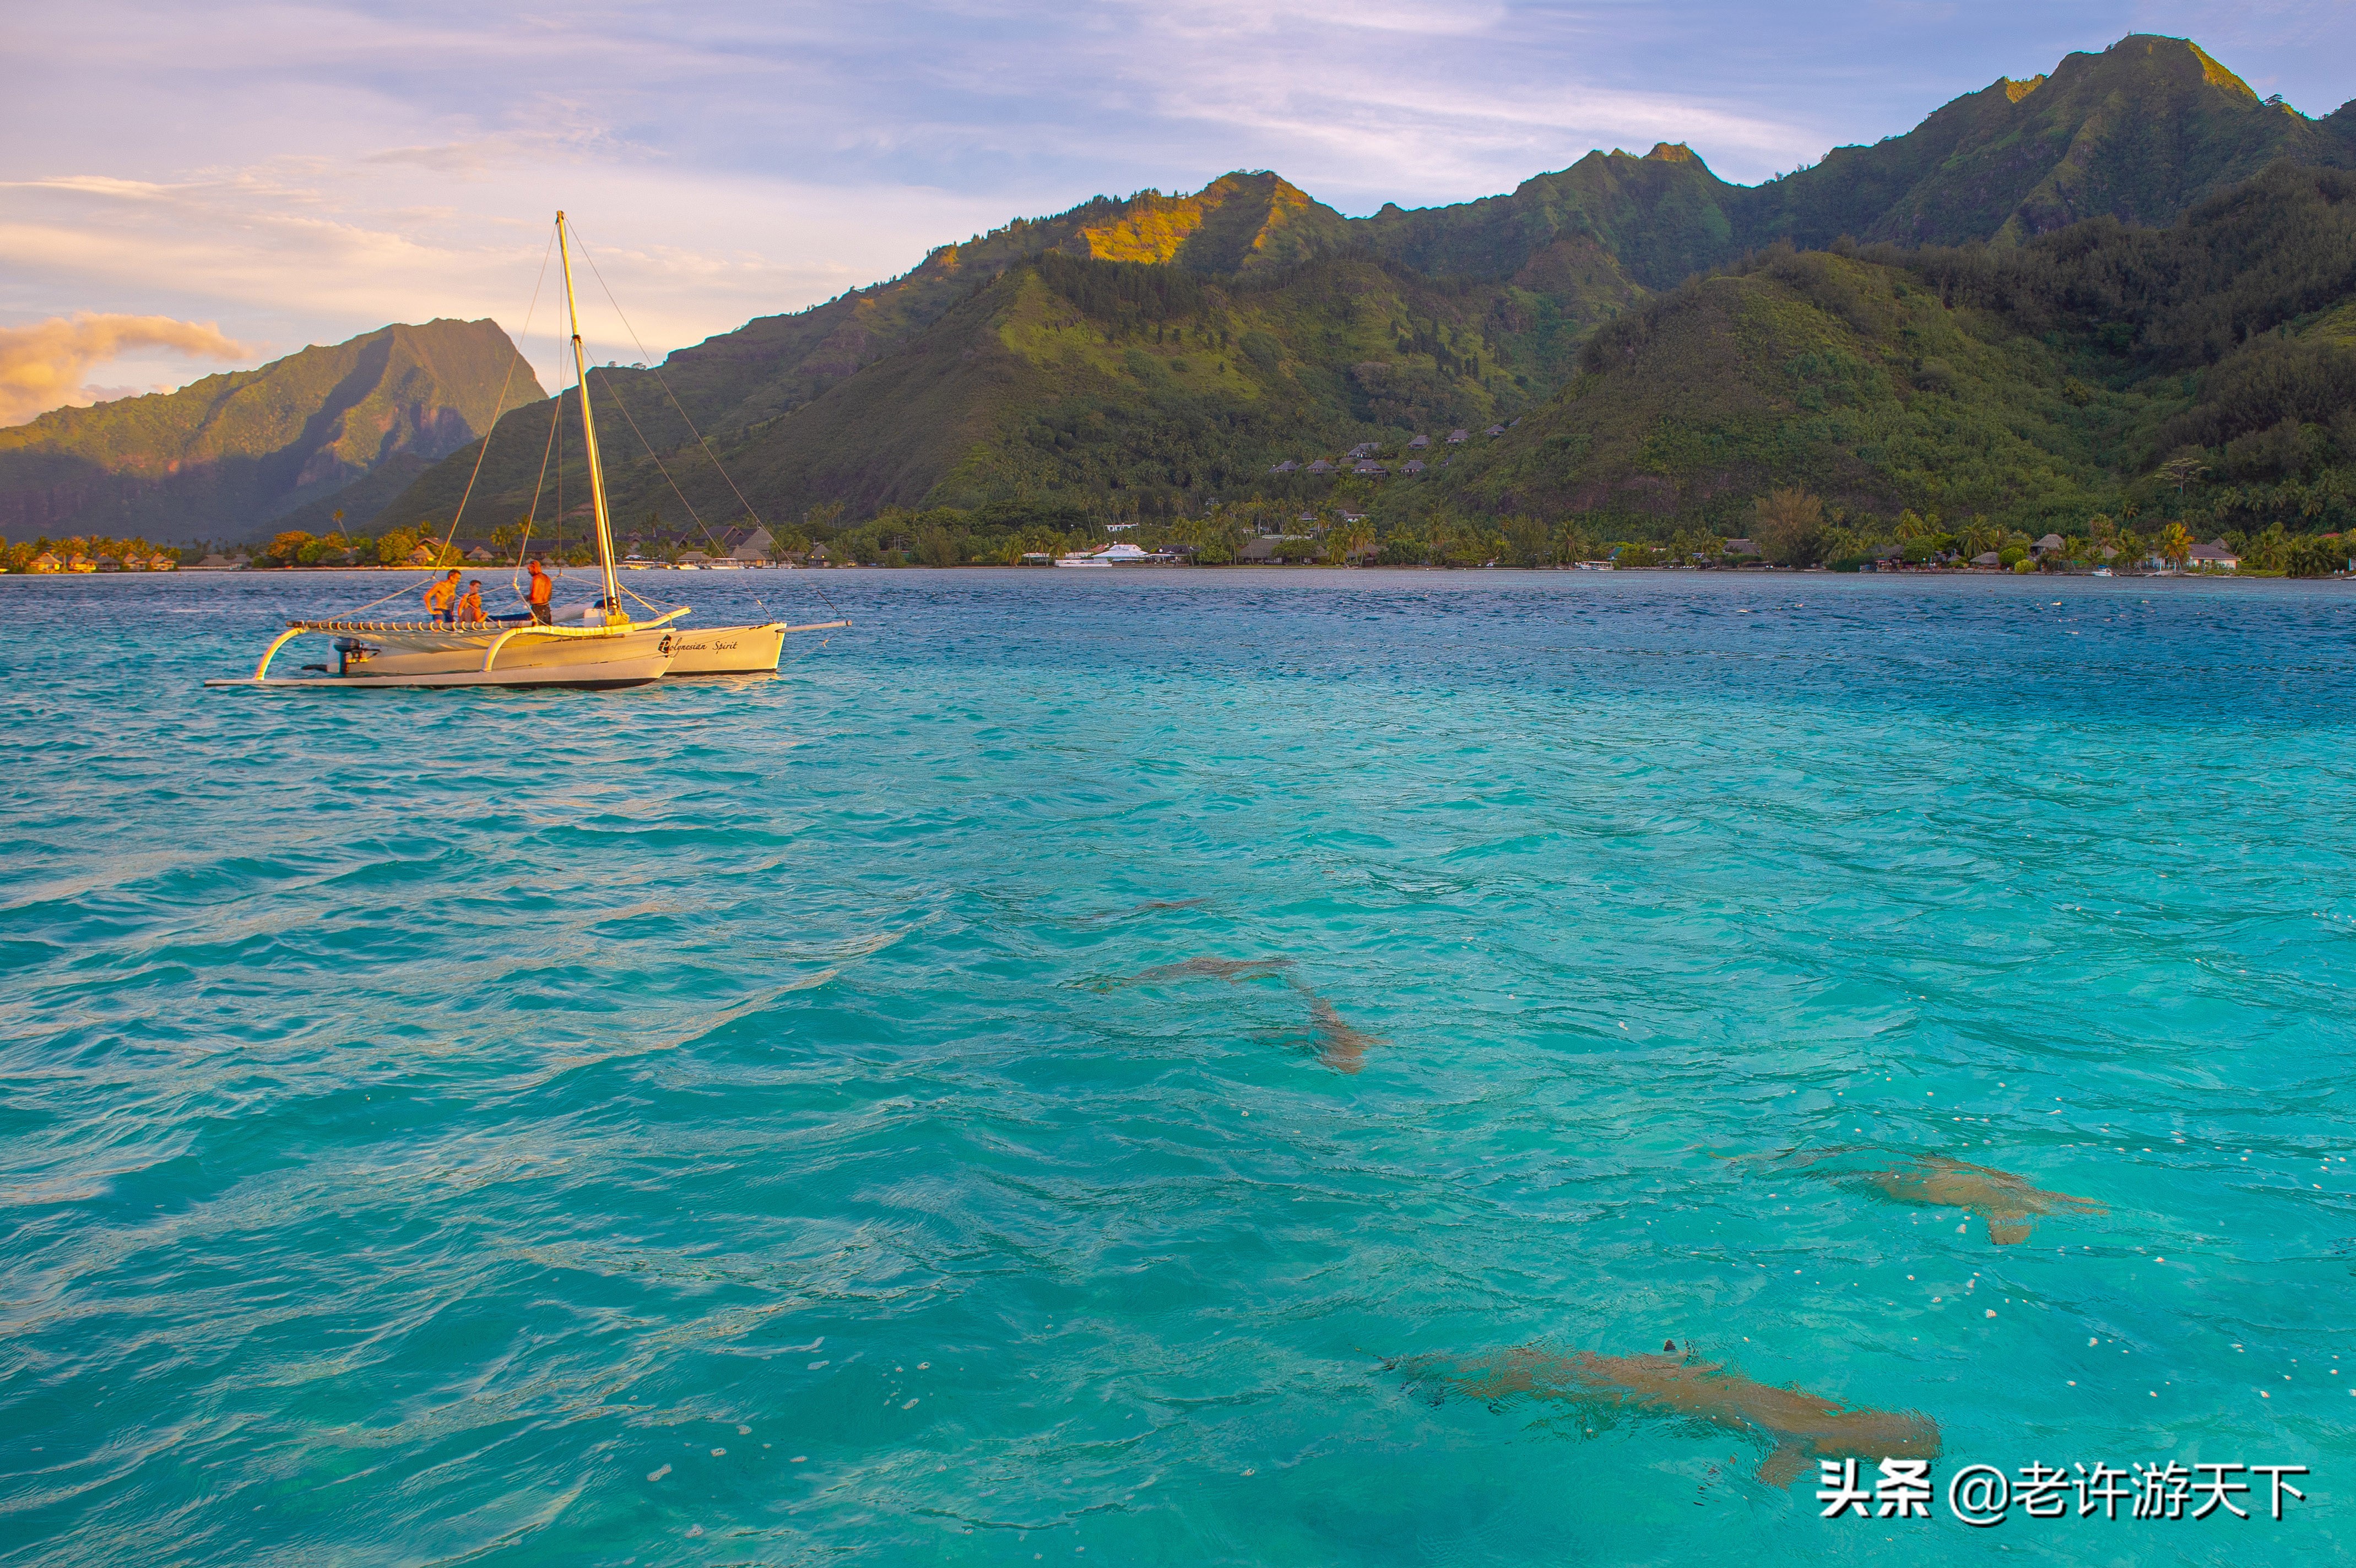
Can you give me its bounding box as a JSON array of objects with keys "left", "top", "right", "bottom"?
[{"left": 0, "top": 313, "right": 253, "bottom": 425}]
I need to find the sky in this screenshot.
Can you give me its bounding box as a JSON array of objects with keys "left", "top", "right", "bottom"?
[{"left": 3, "top": 1, "right": 2353, "bottom": 421}]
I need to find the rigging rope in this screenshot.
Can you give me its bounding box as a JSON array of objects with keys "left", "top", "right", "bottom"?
[
  {"left": 508, "top": 394, "right": 566, "bottom": 600},
  {"left": 591, "top": 367, "right": 716, "bottom": 543},
  {"left": 437, "top": 229, "right": 555, "bottom": 562},
  {"left": 567, "top": 223, "right": 845, "bottom": 622},
  {"left": 321, "top": 229, "right": 556, "bottom": 626}
]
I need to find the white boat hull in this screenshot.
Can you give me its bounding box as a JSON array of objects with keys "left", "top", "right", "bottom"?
[
  {"left": 661, "top": 620, "right": 850, "bottom": 676},
  {"left": 208, "top": 617, "right": 680, "bottom": 690},
  {"left": 206, "top": 652, "right": 674, "bottom": 690},
  {"left": 665, "top": 622, "right": 786, "bottom": 675}
]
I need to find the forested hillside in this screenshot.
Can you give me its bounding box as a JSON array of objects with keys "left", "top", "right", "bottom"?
[
  {"left": 0, "top": 321, "right": 539, "bottom": 543},
  {"left": 329, "top": 34, "right": 2356, "bottom": 566},
  {"left": 1426, "top": 163, "right": 2356, "bottom": 543}
]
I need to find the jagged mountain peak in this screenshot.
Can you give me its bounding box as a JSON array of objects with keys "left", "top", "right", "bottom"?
[
  {"left": 0, "top": 319, "right": 538, "bottom": 542},
  {"left": 1068, "top": 170, "right": 1347, "bottom": 274}
]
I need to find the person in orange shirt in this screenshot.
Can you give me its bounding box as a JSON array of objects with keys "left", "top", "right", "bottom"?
[
  {"left": 423, "top": 569, "right": 460, "bottom": 623},
  {"left": 453, "top": 579, "right": 484, "bottom": 623}
]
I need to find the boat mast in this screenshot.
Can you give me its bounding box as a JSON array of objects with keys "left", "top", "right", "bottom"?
[{"left": 555, "top": 211, "right": 625, "bottom": 624}]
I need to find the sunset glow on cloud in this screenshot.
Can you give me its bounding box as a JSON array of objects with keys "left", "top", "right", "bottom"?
[{"left": 0, "top": 313, "right": 252, "bottom": 426}]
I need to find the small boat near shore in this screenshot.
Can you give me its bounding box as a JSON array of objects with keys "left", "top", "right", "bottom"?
[{"left": 1057, "top": 542, "right": 1174, "bottom": 567}]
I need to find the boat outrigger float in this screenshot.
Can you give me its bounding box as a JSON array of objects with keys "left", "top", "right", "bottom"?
[{"left": 208, "top": 210, "right": 847, "bottom": 691}]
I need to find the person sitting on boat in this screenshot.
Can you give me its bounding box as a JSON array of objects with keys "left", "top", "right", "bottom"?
[
  {"left": 423, "top": 569, "right": 461, "bottom": 624},
  {"left": 454, "top": 579, "right": 484, "bottom": 624},
  {"left": 526, "top": 558, "right": 554, "bottom": 625}
]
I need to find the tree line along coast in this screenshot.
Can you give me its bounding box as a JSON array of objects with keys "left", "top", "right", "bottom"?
[
  {"left": 4, "top": 35, "right": 2355, "bottom": 579},
  {"left": 6, "top": 499, "right": 2334, "bottom": 577}
]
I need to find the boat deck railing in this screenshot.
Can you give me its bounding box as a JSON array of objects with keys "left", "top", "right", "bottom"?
[{"left": 289, "top": 617, "right": 561, "bottom": 633}]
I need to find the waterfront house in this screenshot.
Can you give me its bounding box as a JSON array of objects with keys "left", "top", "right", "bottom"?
[
  {"left": 28, "top": 552, "right": 61, "bottom": 574},
  {"left": 1723, "top": 538, "right": 1762, "bottom": 558},
  {"left": 721, "top": 525, "right": 776, "bottom": 562},
  {"left": 466, "top": 545, "right": 496, "bottom": 562},
  {"left": 1972, "top": 551, "right": 2002, "bottom": 568},
  {"left": 2187, "top": 540, "right": 2240, "bottom": 571}
]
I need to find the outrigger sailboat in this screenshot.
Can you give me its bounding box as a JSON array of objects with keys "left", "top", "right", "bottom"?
[{"left": 209, "top": 211, "right": 843, "bottom": 690}]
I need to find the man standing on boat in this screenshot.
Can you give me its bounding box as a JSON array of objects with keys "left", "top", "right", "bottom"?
[
  {"left": 423, "top": 569, "right": 461, "bottom": 625},
  {"left": 526, "top": 558, "right": 554, "bottom": 625}
]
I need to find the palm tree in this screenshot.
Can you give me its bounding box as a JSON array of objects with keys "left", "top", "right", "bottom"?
[
  {"left": 2155, "top": 522, "right": 2193, "bottom": 570},
  {"left": 1331, "top": 519, "right": 1375, "bottom": 565}
]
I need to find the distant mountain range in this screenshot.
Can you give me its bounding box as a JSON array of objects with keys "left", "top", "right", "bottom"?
[
  {"left": 0, "top": 319, "right": 539, "bottom": 543},
  {"left": 363, "top": 34, "right": 2353, "bottom": 549},
  {"left": 9, "top": 34, "right": 2350, "bottom": 549}
]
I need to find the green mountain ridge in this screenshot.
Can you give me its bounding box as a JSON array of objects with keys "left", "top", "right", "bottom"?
[
  {"left": 1418, "top": 161, "right": 2356, "bottom": 541},
  {"left": 0, "top": 319, "right": 541, "bottom": 543},
  {"left": 126, "top": 32, "right": 2356, "bottom": 554},
  {"left": 1353, "top": 35, "right": 2356, "bottom": 284}
]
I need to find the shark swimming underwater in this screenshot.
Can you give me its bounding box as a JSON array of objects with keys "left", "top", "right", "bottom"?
[
  {"left": 1851, "top": 1155, "right": 2105, "bottom": 1244},
  {"left": 1756, "top": 1149, "right": 2106, "bottom": 1245},
  {"left": 1091, "top": 897, "right": 1213, "bottom": 923},
  {"left": 1301, "top": 990, "right": 1380, "bottom": 1074},
  {"left": 1390, "top": 1344, "right": 1940, "bottom": 1487},
  {"left": 1125, "top": 956, "right": 1293, "bottom": 985}
]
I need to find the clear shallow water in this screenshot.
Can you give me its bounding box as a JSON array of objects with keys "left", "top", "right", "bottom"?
[{"left": 2, "top": 568, "right": 2352, "bottom": 1566}]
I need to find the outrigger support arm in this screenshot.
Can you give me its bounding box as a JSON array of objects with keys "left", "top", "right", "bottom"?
[
  {"left": 481, "top": 625, "right": 531, "bottom": 674},
  {"left": 253, "top": 625, "right": 306, "bottom": 681}
]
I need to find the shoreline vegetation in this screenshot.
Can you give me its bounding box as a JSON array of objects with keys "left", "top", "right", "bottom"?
[{"left": 1, "top": 536, "right": 2332, "bottom": 581}]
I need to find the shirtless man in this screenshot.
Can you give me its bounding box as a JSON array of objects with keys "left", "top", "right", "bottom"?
[
  {"left": 423, "top": 569, "right": 460, "bottom": 624},
  {"left": 525, "top": 558, "right": 554, "bottom": 625}
]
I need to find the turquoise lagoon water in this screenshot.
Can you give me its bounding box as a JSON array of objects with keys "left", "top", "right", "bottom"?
[{"left": 2, "top": 568, "right": 2352, "bottom": 1567}]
